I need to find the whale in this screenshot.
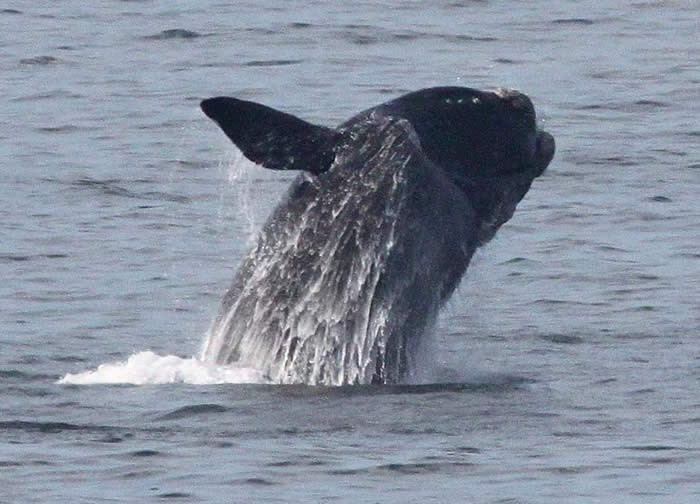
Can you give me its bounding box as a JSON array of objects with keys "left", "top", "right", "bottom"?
[{"left": 199, "top": 86, "right": 554, "bottom": 385}]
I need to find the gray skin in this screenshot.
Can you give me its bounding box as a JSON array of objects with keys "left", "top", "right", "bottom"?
[{"left": 199, "top": 86, "right": 555, "bottom": 385}]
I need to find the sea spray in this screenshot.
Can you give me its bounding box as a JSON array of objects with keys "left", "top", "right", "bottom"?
[{"left": 58, "top": 351, "right": 267, "bottom": 385}]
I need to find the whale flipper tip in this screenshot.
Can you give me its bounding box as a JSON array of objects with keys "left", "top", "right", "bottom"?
[{"left": 201, "top": 96, "right": 338, "bottom": 174}]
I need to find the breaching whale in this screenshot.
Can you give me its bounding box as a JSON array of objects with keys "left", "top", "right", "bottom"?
[{"left": 199, "top": 86, "right": 554, "bottom": 385}]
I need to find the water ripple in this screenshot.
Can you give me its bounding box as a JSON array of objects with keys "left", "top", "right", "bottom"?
[
  {"left": 158, "top": 403, "right": 229, "bottom": 420},
  {"left": 552, "top": 18, "right": 595, "bottom": 25},
  {"left": 19, "top": 56, "right": 60, "bottom": 65},
  {"left": 144, "top": 29, "right": 205, "bottom": 40},
  {"left": 244, "top": 59, "right": 304, "bottom": 67}
]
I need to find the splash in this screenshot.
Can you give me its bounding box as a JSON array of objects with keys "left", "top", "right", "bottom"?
[
  {"left": 57, "top": 154, "right": 284, "bottom": 387},
  {"left": 59, "top": 118, "right": 457, "bottom": 386},
  {"left": 57, "top": 351, "right": 268, "bottom": 385}
]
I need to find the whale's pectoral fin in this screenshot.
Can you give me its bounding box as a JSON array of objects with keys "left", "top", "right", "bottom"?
[{"left": 201, "top": 97, "right": 339, "bottom": 174}]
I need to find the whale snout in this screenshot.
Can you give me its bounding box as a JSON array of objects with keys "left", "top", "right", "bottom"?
[
  {"left": 491, "top": 87, "right": 553, "bottom": 178},
  {"left": 533, "top": 130, "right": 555, "bottom": 177}
]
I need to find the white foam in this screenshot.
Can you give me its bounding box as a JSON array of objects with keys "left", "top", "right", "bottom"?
[{"left": 57, "top": 351, "right": 269, "bottom": 385}]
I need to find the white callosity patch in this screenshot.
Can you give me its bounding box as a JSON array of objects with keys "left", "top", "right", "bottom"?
[{"left": 492, "top": 87, "right": 521, "bottom": 99}]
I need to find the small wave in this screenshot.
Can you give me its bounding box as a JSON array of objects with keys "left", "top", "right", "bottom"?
[
  {"left": 73, "top": 177, "right": 190, "bottom": 203},
  {"left": 244, "top": 59, "right": 303, "bottom": 67},
  {"left": 329, "top": 461, "right": 474, "bottom": 476},
  {"left": 36, "top": 125, "right": 81, "bottom": 134},
  {"left": 446, "top": 34, "right": 497, "bottom": 42},
  {"left": 144, "top": 29, "right": 204, "bottom": 40},
  {"left": 493, "top": 58, "right": 521, "bottom": 65},
  {"left": 157, "top": 492, "right": 194, "bottom": 499},
  {"left": 11, "top": 90, "right": 82, "bottom": 102},
  {"left": 0, "top": 420, "right": 109, "bottom": 434},
  {"left": 633, "top": 99, "right": 670, "bottom": 108},
  {"left": 0, "top": 369, "right": 26, "bottom": 379},
  {"left": 552, "top": 18, "right": 595, "bottom": 25},
  {"left": 20, "top": 55, "right": 59, "bottom": 65},
  {"left": 130, "top": 449, "right": 162, "bottom": 457},
  {"left": 624, "top": 445, "right": 679, "bottom": 451},
  {"left": 0, "top": 253, "right": 69, "bottom": 264},
  {"left": 539, "top": 334, "right": 585, "bottom": 345},
  {"left": 288, "top": 22, "right": 313, "bottom": 29},
  {"left": 574, "top": 100, "right": 669, "bottom": 112},
  {"left": 57, "top": 351, "right": 268, "bottom": 385},
  {"left": 158, "top": 404, "right": 228, "bottom": 420}
]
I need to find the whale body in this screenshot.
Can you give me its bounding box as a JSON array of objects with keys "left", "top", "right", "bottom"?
[{"left": 199, "top": 86, "right": 554, "bottom": 385}]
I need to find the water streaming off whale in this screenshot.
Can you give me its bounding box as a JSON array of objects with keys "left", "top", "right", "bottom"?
[{"left": 200, "top": 117, "right": 436, "bottom": 384}]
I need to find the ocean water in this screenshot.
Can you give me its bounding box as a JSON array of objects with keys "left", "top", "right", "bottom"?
[{"left": 2, "top": 1, "right": 699, "bottom": 502}]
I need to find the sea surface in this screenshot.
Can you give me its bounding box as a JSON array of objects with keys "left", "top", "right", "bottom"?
[{"left": 2, "top": 1, "right": 699, "bottom": 502}]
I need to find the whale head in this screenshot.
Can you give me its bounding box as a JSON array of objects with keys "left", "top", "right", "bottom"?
[
  {"left": 367, "top": 86, "right": 554, "bottom": 181},
  {"left": 359, "top": 86, "right": 555, "bottom": 243}
]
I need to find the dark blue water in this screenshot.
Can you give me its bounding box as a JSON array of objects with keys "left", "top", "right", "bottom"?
[{"left": 2, "top": 1, "right": 699, "bottom": 502}]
